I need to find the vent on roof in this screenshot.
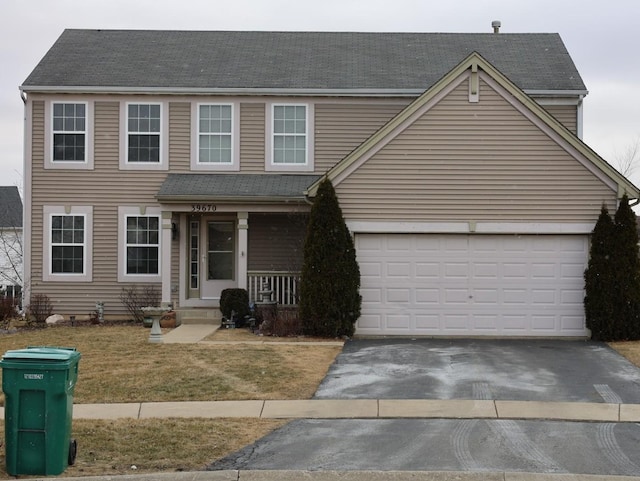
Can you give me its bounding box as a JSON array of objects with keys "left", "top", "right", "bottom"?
[{"left": 492, "top": 20, "right": 501, "bottom": 33}]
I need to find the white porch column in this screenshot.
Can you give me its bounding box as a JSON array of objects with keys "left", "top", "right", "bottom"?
[
  {"left": 237, "top": 212, "right": 248, "bottom": 289},
  {"left": 161, "top": 211, "right": 173, "bottom": 305}
]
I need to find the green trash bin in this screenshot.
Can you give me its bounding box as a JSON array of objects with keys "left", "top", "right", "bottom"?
[{"left": 0, "top": 346, "right": 81, "bottom": 476}]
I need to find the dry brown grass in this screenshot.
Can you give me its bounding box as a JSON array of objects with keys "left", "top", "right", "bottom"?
[
  {"left": 0, "top": 325, "right": 342, "bottom": 404},
  {"left": 609, "top": 340, "right": 640, "bottom": 367}
]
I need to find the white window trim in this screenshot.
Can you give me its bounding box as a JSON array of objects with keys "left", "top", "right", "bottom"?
[
  {"left": 117, "top": 206, "right": 162, "bottom": 282},
  {"left": 265, "top": 102, "right": 314, "bottom": 172},
  {"left": 191, "top": 102, "right": 240, "bottom": 171},
  {"left": 42, "top": 205, "right": 93, "bottom": 282},
  {"left": 44, "top": 100, "right": 94, "bottom": 170},
  {"left": 120, "top": 101, "right": 168, "bottom": 170}
]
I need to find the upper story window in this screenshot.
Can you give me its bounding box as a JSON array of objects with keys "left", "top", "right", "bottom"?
[
  {"left": 191, "top": 102, "right": 239, "bottom": 171},
  {"left": 199, "top": 104, "right": 232, "bottom": 164},
  {"left": 266, "top": 103, "right": 314, "bottom": 172},
  {"left": 127, "top": 103, "right": 161, "bottom": 163},
  {"left": 273, "top": 105, "right": 306, "bottom": 164},
  {"left": 52, "top": 103, "right": 86, "bottom": 162},
  {"left": 45, "top": 100, "right": 93, "bottom": 170}
]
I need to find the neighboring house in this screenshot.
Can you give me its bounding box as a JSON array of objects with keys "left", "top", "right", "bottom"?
[
  {"left": 20, "top": 28, "right": 639, "bottom": 337},
  {"left": 0, "top": 186, "right": 23, "bottom": 300}
]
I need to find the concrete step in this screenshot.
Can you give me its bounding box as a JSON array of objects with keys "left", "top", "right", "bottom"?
[{"left": 176, "top": 308, "right": 222, "bottom": 325}]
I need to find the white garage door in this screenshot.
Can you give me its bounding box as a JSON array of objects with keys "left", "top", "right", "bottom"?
[{"left": 356, "top": 234, "right": 589, "bottom": 337}]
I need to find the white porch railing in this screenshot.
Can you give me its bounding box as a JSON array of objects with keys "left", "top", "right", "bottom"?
[{"left": 247, "top": 271, "right": 300, "bottom": 306}]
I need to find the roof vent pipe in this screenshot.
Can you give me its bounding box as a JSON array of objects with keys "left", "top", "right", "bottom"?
[{"left": 492, "top": 20, "right": 501, "bottom": 33}]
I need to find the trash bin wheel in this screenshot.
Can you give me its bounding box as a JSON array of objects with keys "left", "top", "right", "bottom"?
[{"left": 68, "top": 438, "right": 78, "bottom": 466}]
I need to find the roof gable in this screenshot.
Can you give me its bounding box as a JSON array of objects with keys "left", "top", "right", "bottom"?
[
  {"left": 22, "top": 30, "right": 585, "bottom": 94},
  {"left": 305, "top": 52, "right": 639, "bottom": 200}
]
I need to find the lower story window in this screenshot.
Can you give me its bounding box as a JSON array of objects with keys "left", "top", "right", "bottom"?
[
  {"left": 51, "top": 215, "right": 85, "bottom": 274},
  {"left": 126, "top": 216, "right": 159, "bottom": 274}
]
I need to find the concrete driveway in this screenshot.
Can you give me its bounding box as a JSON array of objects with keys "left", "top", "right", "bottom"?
[{"left": 209, "top": 339, "right": 640, "bottom": 476}]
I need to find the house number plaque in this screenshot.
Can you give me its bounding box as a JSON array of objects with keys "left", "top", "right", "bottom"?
[{"left": 191, "top": 204, "right": 217, "bottom": 212}]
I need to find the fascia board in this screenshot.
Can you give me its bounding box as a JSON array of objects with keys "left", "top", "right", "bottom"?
[{"left": 19, "top": 85, "right": 425, "bottom": 97}]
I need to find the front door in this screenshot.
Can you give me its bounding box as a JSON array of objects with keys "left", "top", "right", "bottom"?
[{"left": 189, "top": 217, "right": 237, "bottom": 300}]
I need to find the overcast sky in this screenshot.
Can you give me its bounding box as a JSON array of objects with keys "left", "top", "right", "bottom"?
[{"left": 2, "top": 0, "right": 640, "bottom": 192}]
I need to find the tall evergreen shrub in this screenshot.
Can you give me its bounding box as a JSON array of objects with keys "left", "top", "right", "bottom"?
[
  {"left": 612, "top": 194, "right": 640, "bottom": 339},
  {"left": 584, "top": 205, "right": 616, "bottom": 340},
  {"left": 584, "top": 196, "right": 640, "bottom": 340},
  {"left": 299, "top": 178, "right": 361, "bottom": 337}
]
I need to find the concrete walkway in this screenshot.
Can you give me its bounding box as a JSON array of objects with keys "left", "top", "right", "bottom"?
[{"left": 161, "top": 323, "right": 220, "bottom": 343}]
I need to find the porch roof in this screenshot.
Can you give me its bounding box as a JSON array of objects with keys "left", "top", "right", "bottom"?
[{"left": 156, "top": 173, "right": 321, "bottom": 203}]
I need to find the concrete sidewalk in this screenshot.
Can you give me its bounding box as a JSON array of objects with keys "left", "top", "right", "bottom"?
[{"left": 1, "top": 398, "right": 633, "bottom": 423}]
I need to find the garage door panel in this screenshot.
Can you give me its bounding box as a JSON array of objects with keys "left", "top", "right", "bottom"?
[
  {"left": 502, "top": 315, "right": 527, "bottom": 330},
  {"left": 360, "top": 288, "right": 382, "bottom": 303},
  {"left": 359, "top": 261, "right": 382, "bottom": 277},
  {"left": 532, "top": 315, "right": 556, "bottom": 330},
  {"left": 473, "top": 289, "right": 499, "bottom": 304},
  {"left": 503, "top": 289, "right": 527, "bottom": 304},
  {"left": 531, "top": 264, "right": 557, "bottom": 278},
  {"left": 444, "top": 262, "right": 469, "bottom": 278},
  {"left": 415, "top": 289, "right": 439, "bottom": 304},
  {"left": 531, "top": 289, "right": 556, "bottom": 305},
  {"left": 445, "top": 289, "right": 469, "bottom": 304},
  {"left": 561, "top": 263, "right": 585, "bottom": 279},
  {"left": 502, "top": 263, "right": 528, "bottom": 279},
  {"left": 355, "top": 234, "right": 588, "bottom": 337},
  {"left": 387, "top": 262, "right": 411, "bottom": 278},
  {"left": 386, "top": 288, "right": 410, "bottom": 303},
  {"left": 473, "top": 262, "right": 499, "bottom": 279},
  {"left": 415, "top": 314, "right": 440, "bottom": 330},
  {"left": 416, "top": 262, "right": 439, "bottom": 278},
  {"left": 443, "top": 314, "right": 469, "bottom": 329}
]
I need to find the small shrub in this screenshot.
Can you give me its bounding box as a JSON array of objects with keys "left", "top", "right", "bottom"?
[
  {"left": 27, "top": 293, "right": 53, "bottom": 324},
  {"left": 119, "top": 285, "right": 161, "bottom": 323},
  {"left": 220, "top": 288, "right": 250, "bottom": 326},
  {"left": 0, "top": 297, "right": 16, "bottom": 322}
]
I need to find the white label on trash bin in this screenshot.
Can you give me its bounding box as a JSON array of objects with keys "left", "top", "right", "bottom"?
[{"left": 24, "top": 373, "right": 44, "bottom": 380}]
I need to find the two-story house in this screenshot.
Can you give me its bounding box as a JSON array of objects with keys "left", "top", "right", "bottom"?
[{"left": 20, "top": 28, "right": 639, "bottom": 337}]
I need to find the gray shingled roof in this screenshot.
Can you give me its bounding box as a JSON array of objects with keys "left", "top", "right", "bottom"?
[
  {"left": 156, "top": 173, "right": 321, "bottom": 201},
  {"left": 22, "top": 30, "right": 586, "bottom": 92},
  {"left": 0, "top": 186, "right": 22, "bottom": 229}
]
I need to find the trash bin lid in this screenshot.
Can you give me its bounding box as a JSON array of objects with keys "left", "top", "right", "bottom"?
[{"left": 1, "top": 346, "right": 80, "bottom": 362}]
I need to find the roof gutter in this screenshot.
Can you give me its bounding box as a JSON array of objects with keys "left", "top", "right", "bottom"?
[
  {"left": 19, "top": 85, "right": 589, "bottom": 98},
  {"left": 155, "top": 195, "right": 309, "bottom": 204}
]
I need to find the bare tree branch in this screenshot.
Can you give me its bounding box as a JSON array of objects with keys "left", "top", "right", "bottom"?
[{"left": 614, "top": 134, "right": 640, "bottom": 178}]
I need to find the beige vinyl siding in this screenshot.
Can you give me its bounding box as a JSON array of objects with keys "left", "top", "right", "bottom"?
[
  {"left": 314, "top": 101, "right": 410, "bottom": 172},
  {"left": 30, "top": 101, "right": 45, "bottom": 285},
  {"left": 29, "top": 99, "right": 169, "bottom": 318},
  {"left": 335, "top": 79, "right": 615, "bottom": 223},
  {"left": 169, "top": 102, "right": 191, "bottom": 169},
  {"left": 542, "top": 104, "right": 578, "bottom": 134},
  {"left": 240, "top": 103, "right": 266, "bottom": 172},
  {"left": 247, "top": 213, "right": 307, "bottom": 271}
]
